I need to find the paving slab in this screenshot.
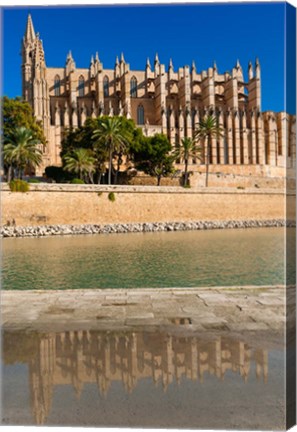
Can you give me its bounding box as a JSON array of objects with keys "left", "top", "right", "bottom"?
[{"left": 1, "top": 285, "right": 288, "bottom": 333}]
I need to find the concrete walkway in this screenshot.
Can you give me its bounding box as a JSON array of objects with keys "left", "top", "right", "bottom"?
[{"left": 2, "top": 285, "right": 287, "bottom": 333}]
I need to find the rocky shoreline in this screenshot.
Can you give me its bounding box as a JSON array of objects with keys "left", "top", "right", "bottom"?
[{"left": 1, "top": 219, "right": 295, "bottom": 238}]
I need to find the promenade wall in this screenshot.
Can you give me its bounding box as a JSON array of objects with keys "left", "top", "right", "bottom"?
[{"left": 1, "top": 184, "right": 294, "bottom": 228}]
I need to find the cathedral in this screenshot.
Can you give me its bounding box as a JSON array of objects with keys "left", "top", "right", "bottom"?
[{"left": 22, "top": 14, "right": 296, "bottom": 177}]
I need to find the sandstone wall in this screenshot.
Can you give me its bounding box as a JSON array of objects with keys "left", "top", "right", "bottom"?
[
  {"left": 129, "top": 165, "right": 295, "bottom": 188},
  {"left": 1, "top": 184, "right": 294, "bottom": 228}
]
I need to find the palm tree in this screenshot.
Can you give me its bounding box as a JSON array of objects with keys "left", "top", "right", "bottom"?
[
  {"left": 175, "top": 137, "right": 201, "bottom": 186},
  {"left": 194, "top": 115, "right": 223, "bottom": 187},
  {"left": 92, "top": 117, "right": 130, "bottom": 185},
  {"left": 3, "top": 126, "right": 42, "bottom": 179},
  {"left": 63, "top": 148, "right": 96, "bottom": 181}
]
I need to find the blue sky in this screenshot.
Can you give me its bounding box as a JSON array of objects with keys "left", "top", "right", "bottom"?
[{"left": 1, "top": 2, "right": 296, "bottom": 114}]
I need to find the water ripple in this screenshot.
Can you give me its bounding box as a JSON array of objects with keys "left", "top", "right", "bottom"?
[{"left": 2, "top": 228, "right": 293, "bottom": 290}]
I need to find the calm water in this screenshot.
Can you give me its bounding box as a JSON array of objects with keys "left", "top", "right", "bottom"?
[
  {"left": 2, "top": 228, "right": 295, "bottom": 289},
  {"left": 2, "top": 328, "right": 285, "bottom": 429}
]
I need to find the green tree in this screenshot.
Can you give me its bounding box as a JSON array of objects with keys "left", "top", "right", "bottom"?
[
  {"left": 63, "top": 148, "right": 96, "bottom": 182},
  {"left": 175, "top": 137, "right": 201, "bottom": 186},
  {"left": 3, "top": 96, "right": 45, "bottom": 145},
  {"left": 61, "top": 116, "right": 141, "bottom": 184},
  {"left": 92, "top": 117, "right": 132, "bottom": 185},
  {"left": 61, "top": 118, "right": 107, "bottom": 183},
  {"left": 3, "top": 126, "right": 42, "bottom": 180},
  {"left": 134, "top": 133, "right": 175, "bottom": 186},
  {"left": 194, "top": 115, "right": 224, "bottom": 187}
]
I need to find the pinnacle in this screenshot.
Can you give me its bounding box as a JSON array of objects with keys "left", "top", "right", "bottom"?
[{"left": 25, "top": 14, "right": 36, "bottom": 42}]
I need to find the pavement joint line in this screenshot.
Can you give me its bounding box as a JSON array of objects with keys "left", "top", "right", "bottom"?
[{"left": 2, "top": 285, "right": 287, "bottom": 332}]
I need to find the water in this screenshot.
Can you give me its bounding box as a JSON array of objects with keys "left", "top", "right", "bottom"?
[
  {"left": 1, "top": 328, "right": 285, "bottom": 429},
  {"left": 2, "top": 227, "right": 292, "bottom": 429},
  {"left": 2, "top": 228, "right": 294, "bottom": 290}
]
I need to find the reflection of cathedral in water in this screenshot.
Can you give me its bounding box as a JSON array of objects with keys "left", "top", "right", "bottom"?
[{"left": 3, "top": 330, "right": 269, "bottom": 425}]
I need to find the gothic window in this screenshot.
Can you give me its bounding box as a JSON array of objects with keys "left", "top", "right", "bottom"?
[
  {"left": 137, "top": 105, "right": 144, "bottom": 125},
  {"left": 78, "top": 76, "right": 85, "bottom": 97},
  {"left": 130, "top": 76, "right": 137, "bottom": 98},
  {"left": 54, "top": 75, "right": 60, "bottom": 96},
  {"left": 103, "top": 76, "right": 109, "bottom": 97}
]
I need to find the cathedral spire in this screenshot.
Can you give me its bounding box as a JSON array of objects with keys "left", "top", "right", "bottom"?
[
  {"left": 120, "top": 52, "right": 125, "bottom": 63},
  {"left": 95, "top": 52, "right": 100, "bottom": 63},
  {"left": 65, "top": 50, "right": 75, "bottom": 73},
  {"left": 191, "top": 60, "right": 196, "bottom": 73},
  {"left": 24, "top": 14, "right": 36, "bottom": 42},
  {"left": 248, "top": 61, "right": 254, "bottom": 80},
  {"left": 255, "top": 57, "right": 260, "bottom": 78},
  {"left": 154, "top": 52, "right": 159, "bottom": 65},
  {"left": 90, "top": 55, "right": 94, "bottom": 65},
  {"left": 168, "top": 58, "right": 173, "bottom": 71},
  {"left": 146, "top": 57, "right": 151, "bottom": 70},
  {"left": 236, "top": 59, "right": 241, "bottom": 69},
  {"left": 115, "top": 55, "right": 119, "bottom": 66},
  {"left": 67, "top": 50, "right": 73, "bottom": 61}
]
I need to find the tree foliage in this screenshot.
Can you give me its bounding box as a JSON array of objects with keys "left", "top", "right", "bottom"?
[
  {"left": 175, "top": 137, "right": 201, "bottom": 186},
  {"left": 133, "top": 133, "right": 175, "bottom": 186},
  {"left": 92, "top": 117, "right": 132, "bottom": 185},
  {"left": 3, "top": 96, "right": 46, "bottom": 145},
  {"left": 63, "top": 148, "right": 96, "bottom": 182},
  {"left": 61, "top": 116, "right": 143, "bottom": 184},
  {"left": 194, "top": 115, "right": 224, "bottom": 187},
  {"left": 3, "top": 126, "right": 43, "bottom": 180}
]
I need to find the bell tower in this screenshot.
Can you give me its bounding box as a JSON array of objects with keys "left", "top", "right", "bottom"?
[
  {"left": 21, "top": 14, "right": 50, "bottom": 160},
  {"left": 22, "top": 14, "right": 36, "bottom": 104}
]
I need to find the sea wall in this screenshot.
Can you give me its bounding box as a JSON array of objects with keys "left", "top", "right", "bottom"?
[{"left": 1, "top": 183, "right": 294, "bottom": 229}]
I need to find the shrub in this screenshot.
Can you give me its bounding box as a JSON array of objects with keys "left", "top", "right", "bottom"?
[
  {"left": 71, "top": 178, "right": 85, "bottom": 184},
  {"left": 183, "top": 184, "right": 191, "bottom": 189},
  {"left": 44, "top": 166, "right": 73, "bottom": 183},
  {"left": 9, "top": 179, "right": 30, "bottom": 192},
  {"left": 108, "top": 192, "right": 116, "bottom": 202},
  {"left": 27, "top": 178, "right": 40, "bottom": 183}
]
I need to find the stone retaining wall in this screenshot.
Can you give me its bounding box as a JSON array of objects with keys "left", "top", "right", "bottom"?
[
  {"left": 1, "top": 219, "right": 295, "bottom": 238},
  {"left": 1, "top": 183, "right": 295, "bottom": 229}
]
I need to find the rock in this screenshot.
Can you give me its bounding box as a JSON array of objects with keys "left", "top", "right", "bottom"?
[{"left": 0, "top": 218, "right": 294, "bottom": 238}]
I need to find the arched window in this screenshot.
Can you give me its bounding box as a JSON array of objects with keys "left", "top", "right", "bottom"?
[
  {"left": 103, "top": 76, "right": 109, "bottom": 97},
  {"left": 130, "top": 76, "right": 137, "bottom": 98},
  {"left": 54, "top": 75, "right": 60, "bottom": 96},
  {"left": 137, "top": 105, "right": 144, "bottom": 125},
  {"left": 78, "top": 76, "right": 85, "bottom": 97}
]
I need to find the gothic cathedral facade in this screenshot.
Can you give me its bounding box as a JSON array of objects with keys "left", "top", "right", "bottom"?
[{"left": 22, "top": 14, "right": 296, "bottom": 177}]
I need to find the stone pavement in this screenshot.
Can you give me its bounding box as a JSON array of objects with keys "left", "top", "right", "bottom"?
[{"left": 1, "top": 285, "right": 288, "bottom": 334}]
